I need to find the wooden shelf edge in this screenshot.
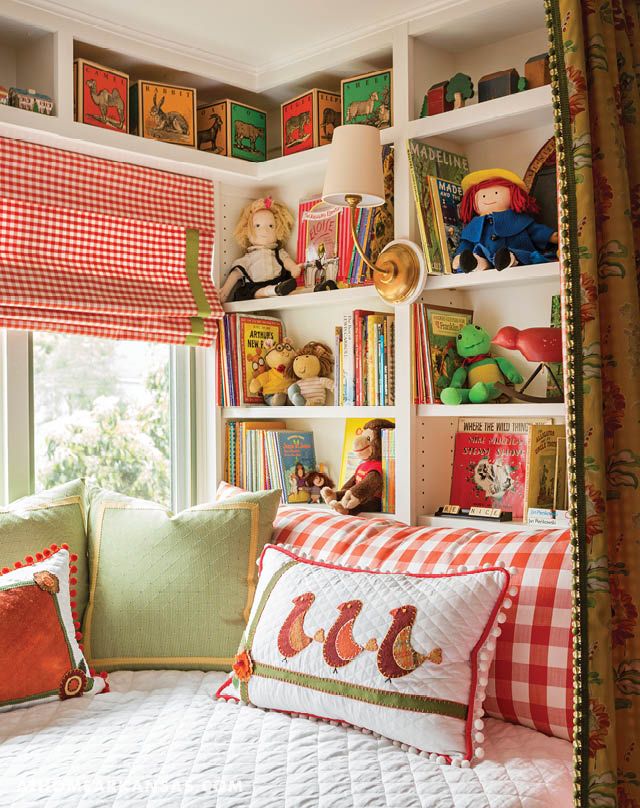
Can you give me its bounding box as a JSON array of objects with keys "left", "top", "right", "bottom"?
[
  {"left": 417, "top": 402, "right": 566, "bottom": 417},
  {"left": 223, "top": 284, "right": 391, "bottom": 313},
  {"left": 421, "top": 262, "right": 559, "bottom": 292},
  {"left": 417, "top": 515, "right": 548, "bottom": 532},
  {"left": 222, "top": 405, "right": 397, "bottom": 419}
]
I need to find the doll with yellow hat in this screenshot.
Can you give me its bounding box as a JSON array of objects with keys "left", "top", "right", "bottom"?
[{"left": 452, "top": 168, "right": 558, "bottom": 273}]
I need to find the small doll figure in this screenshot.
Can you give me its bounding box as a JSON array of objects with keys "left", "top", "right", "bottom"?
[
  {"left": 452, "top": 168, "right": 558, "bottom": 273},
  {"left": 286, "top": 341, "right": 334, "bottom": 406},
  {"left": 288, "top": 463, "right": 310, "bottom": 503},
  {"left": 248, "top": 338, "right": 296, "bottom": 406},
  {"left": 304, "top": 470, "right": 335, "bottom": 504},
  {"left": 218, "top": 197, "right": 303, "bottom": 302}
]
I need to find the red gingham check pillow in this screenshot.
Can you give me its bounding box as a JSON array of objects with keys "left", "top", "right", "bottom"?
[{"left": 270, "top": 506, "right": 572, "bottom": 741}]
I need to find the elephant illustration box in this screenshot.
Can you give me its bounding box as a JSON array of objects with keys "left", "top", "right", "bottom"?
[
  {"left": 281, "top": 89, "right": 340, "bottom": 156},
  {"left": 130, "top": 81, "right": 197, "bottom": 148},
  {"left": 74, "top": 59, "right": 129, "bottom": 132},
  {"left": 199, "top": 99, "right": 267, "bottom": 161},
  {"left": 341, "top": 68, "right": 393, "bottom": 130}
]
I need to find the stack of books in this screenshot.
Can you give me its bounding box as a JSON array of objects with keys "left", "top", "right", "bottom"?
[
  {"left": 334, "top": 310, "right": 395, "bottom": 406},
  {"left": 217, "top": 314, "right": 283, "bottom": 406},
  {"left": 413, "top": 304, "right": 473, "bottom": 404},
  {"left": 381, "top": 426, "right": 396, "bottom": 514}
]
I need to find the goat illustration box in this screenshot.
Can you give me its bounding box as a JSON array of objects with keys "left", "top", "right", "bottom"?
[
  {"left": 130, "top": 81, "right": 196, "bottom": 148},
  {"left": 341, "top": 69, "right": 393, "bottom": 130},
  {"left": 281, "top": 89, "right": 340, "bottom": 156},
  {"left": 199, "top": 99, "right": 266, "bottom": 161},
  {"left": 74, "top": 58, "right": 129, "bottom": 132}
]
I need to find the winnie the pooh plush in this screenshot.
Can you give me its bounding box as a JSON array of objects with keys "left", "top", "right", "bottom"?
[
  {"left": 321, "top": 419, "right": 395, "bottom": 514},
  {"left": 248, "top": 338, "right": 296, "bottom": 406}
]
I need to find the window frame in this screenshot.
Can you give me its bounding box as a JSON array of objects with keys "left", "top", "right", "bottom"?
[{"left": 0, "top": 329, "right": 212, "bottom": 511}]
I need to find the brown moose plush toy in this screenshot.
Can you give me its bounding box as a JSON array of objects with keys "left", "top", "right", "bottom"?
[{"left": 321, "top": 419, "right": 395, "bottom": 515}]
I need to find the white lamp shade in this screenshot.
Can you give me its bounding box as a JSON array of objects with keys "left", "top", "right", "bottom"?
[{"left": 322, "top": 124, "right": 385, "bottom": 208}]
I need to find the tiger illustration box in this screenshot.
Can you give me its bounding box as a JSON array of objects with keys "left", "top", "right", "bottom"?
[
  {"left": 200, "top": 99, "right": 266, "bottom": 161},
  {"left": 74, "top": 58, "right": 129, "bottom": 132},
  {"left": 130, "top": 81, "right": 197, "bottom": 148},
  {"left": 341, "top": 69, "right": 393, "bottom": 129},
  {"left": 281, "top": 89, "right": 341, "bottom": 156}
]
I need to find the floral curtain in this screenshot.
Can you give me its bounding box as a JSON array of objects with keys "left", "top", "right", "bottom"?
[{"left": 547, "top": 0, "right": 640, "bottom": 805}]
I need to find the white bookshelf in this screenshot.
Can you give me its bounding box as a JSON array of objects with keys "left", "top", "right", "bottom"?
[{"left": 0, "top": 0, "right": 563, "bottom": 526}]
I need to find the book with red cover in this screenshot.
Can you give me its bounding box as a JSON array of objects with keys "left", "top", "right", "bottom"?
[{"left": 449, "top": 431, "right": 528, "bottom": 519}]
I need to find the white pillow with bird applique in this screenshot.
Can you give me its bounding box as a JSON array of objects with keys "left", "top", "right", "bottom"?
[{"left": 217, "top": 544, "right": 515, "bottom": 765}]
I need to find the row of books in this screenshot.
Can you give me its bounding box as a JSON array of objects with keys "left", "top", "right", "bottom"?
[
  {"left": 225, "top": 417, "right": 396, "bottom": 513},
  {"left": 335, "top": 310, "right": 395, "bottom": 406},
  {"left": 449, "top": 418, "right": 567, "bottom": 523},
  {"left": 413, "top": 299, "right": 564, "bottom": 404},
  {"left": 217, "top": 314, "right": 284, "bottom": 407},
  {"left": 296, "top": 145, "right": 394, "bottom": 287}
]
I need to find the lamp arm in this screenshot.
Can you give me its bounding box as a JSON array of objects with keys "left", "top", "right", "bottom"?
[{"left": 345, "top": 195, "right": 393, "bottom": 278}]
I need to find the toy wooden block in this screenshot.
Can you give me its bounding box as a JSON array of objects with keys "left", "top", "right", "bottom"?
[
  {"left": 525, "top": 53, "right": 551, "bottom": 89},
  {"left": 341, "top": 68, "right": 393, "bottom": 129},
  {"left": 281, "top": 89, "right": 340, "bottom": 156},
  {"left": 130, "top": 80, "right": 196, "bottom": 148},
  {"left": 74, "top": 58, "right": 129, "bottom": 132},
  {"left": 478, "top": 69, "right": 520, "bottom": 102},
  {"left": 421, "top": 81, "right": 454, "bottom": 117},
  {"left": 8, "top": 87, "right": 54, "bottom": 115},
  {"left": 445, "top": 73, "right": 474, "bottom": 109},
  {"left": 198, "top": 99, "right": 266, "bottom": 161}
]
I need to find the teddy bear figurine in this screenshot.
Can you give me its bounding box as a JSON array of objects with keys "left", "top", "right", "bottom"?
[
  {"left": 285, "top": 341, "right": 334, "bottom": 406},
  {"left": 321, "top": 419, "right": 395, "bottom": 515},
  {"left": 440, "top": 323, "right": 523, "bottom": 405},
  {"left": 248, "top": 338, "right": 296, "bottom": 406},
  {"left": 218, "top": 197, "right": 303, "bottom": 302}
]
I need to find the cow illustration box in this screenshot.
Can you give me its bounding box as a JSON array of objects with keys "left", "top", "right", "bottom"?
[
  {"left": 130, "top": 81, "right": 197, "bottom": 148},
  {"left": 341, "top": 69, "right": 392, "bottom": 130},
  {"left": 74, "top": 58, "right": 129, "bottom": 132},
  {"left": 198, "top": 99, "right": 267, "bottom": 161},
  {"left": 281, "top": 89, "right": 340, "bottom": 156}
]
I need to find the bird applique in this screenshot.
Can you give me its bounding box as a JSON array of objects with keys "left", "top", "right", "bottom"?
[
  {"left": 277, "top": 592, "right": 318, "bottom": 661},
  {"left": 377, "top": 605, "right": 442, "bottom": 681},
  {"left": 321, "top": 600, "right": 378, "bottom": 672}
]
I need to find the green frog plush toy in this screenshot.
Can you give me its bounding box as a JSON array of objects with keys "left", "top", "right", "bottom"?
[{"left": 440, "top": 323, "right": 523, "bottom": 405}]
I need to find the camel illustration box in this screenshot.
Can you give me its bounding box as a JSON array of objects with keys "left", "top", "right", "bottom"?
[
  {"left": 198, "top": 99, "right": 266, "bottom": 161},
  {"left": 74, "top": 59, "right": 129, "bottom": 132},
  {"left": 130, "top": 81, "right": 196, "bottom": 148},
  {"left": 281, "top": 89, "right": 340, "bottom": 156},
  {"left": 341, "top": 69, "right": 393, "bottom": 129}
]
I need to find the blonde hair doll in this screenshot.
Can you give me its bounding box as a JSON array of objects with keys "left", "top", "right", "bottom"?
[{"left": 218, "top": 197, "right": 303, "bottom": 302}]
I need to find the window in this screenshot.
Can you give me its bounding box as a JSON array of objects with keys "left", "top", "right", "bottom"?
[{"left": 32, "top": 333, "right": 172, "bottom": 506}]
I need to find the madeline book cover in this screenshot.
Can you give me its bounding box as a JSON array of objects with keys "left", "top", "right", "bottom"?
[
  {"left": 237, "top": 315, "right": 283, "bottom": 405},
  {"left": 428, "top": 176, "right": 464, "bottom": 274},
  {"left": 450, "top": 430, "right": 528, "bottom": 519},
  {"left": 276, "top": 431, "right": 317, "bottom": 504}
]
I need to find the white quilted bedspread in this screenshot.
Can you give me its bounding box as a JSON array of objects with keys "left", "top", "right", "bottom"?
[{"left": 0, "top": 670, "right": 572, "bottom": 808}]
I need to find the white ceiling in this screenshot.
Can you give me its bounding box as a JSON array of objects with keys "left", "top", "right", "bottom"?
[{"left": 37, "top": 0, "right": 433, "bottom": 71}]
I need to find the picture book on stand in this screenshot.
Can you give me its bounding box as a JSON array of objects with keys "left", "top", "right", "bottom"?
[
  {"left": 413, "top": 304, "right": 473, "bottom": 404},
  {"left": 524, "top": 424, "right": 567, "bottom": 520}
]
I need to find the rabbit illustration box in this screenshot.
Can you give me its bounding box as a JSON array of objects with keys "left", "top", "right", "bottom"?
[
  {"left": 74, "top": 58, "right": 129, "bottom": 132},
  {"left": 130, "top": 81, "right": 197, "bottom": 148},
  {"left": 341, "top": 69, "right": 393, "bottom": 129},
  {"left": 203, "top": 99, "right": 267, "bottom": 161},
  {"left": 281, "top": 89, "right": 340, "bottom": 156}
]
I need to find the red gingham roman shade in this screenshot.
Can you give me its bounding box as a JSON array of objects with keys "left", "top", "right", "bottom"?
[{"left": 0, "top": 137, "right": 222, "bottom": 345}]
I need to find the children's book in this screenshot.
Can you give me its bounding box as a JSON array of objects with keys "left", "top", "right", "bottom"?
[
  {"left": 423, "top": 305, "right": 473, "bottom": 402},
  {"left": 236, "top": 315, "right": 283, "bottom": 405},
  {"left": 428, "top": 176, "right": 464, "bottom": 274},
  {"left": 407, "top": 140, "right": 469, "bottom": 274},
  {"left": 450, "top": 430, "right": 529, "bottom": 519},
  {"left": 524, "top": 424, "right": 566, "bottom": 520},
  {"left": 275, "top": 431, "right": 317, "bottom": 504},
  {"left": 339, "top": 417, "right": 395, "bottom": 487}
]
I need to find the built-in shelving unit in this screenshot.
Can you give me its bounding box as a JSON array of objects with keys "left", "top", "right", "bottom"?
[{"left": 0, "top": 0, "right": 564, "bottom": 527}]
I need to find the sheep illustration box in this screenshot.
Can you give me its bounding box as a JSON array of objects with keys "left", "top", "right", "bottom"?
[
  {"left": 281, "top": 89, "right": 340, "bottom": 156},
  {"left": 341, "top": 68, "right": 392, "bottom": 130},
  {"left": 74, "top": 58, "right": 129, "bottom": 132},
  {"left": 199, "top": 99, "right": 266, "bottom": 161},
  {"left": 130, "top": 81, "right": 197, "bottom": 148}
]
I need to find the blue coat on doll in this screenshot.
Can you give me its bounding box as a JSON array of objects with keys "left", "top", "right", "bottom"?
[{"left": 456, "top": 209, "right": 556, "bottom": 266}]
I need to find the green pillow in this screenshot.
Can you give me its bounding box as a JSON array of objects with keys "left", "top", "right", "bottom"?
[
  {"left": 0, "top": 479, "right": 88, "bottom": 617},
  {"left": 83, "top": 486, "right": 281, "bottom": 671}
]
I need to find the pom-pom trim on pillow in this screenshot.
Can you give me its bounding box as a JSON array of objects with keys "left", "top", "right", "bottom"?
[{"left": 0, "top": 545, "right": 108, "bottom": 711}]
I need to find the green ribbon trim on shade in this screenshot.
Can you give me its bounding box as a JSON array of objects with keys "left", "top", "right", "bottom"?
[
  {"left": 184, "top": 228, "right": 211, "bottom": 346},
  {"left": 252, "top": 662, "right": 468, "bottom": 720}
]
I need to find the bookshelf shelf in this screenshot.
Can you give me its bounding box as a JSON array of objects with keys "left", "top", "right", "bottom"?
[
  {"left": 291, "top": 503, "right": 404, "bottom": 521},
  {"left": 417, "top": 403, "right": 566, "bottom": 418},
  {"left": 422, "top": 262, "right": 560, "bottom": 293},
  {"left": 223, "top": 285, "right": 390, "bottom": 314},
  {"left": 222, "top": 406, "right": 397, "bottom": 420},
  {"left": 407, "top": 85, "right": 553, "bottom": 144},
  {"left": 417, "top": 515, "right": 548, "bottom": 533}
]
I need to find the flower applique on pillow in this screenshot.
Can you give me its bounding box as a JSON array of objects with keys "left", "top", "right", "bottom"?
[{"left": 0, "top": 545, "right": 108, "bottom": 712}]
